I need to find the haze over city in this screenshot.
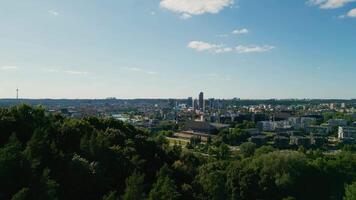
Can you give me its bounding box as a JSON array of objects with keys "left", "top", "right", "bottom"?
[{"left": 1, "top": 0, "right": 356, "bottom": 99}]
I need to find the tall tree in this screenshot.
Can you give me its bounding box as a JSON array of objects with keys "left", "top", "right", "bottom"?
[
  {"left": 148, "top": 166, "right": 181, "bottom": 200},
  {"left": 122, "top": 171, "right": 145, "bottom": 200}
]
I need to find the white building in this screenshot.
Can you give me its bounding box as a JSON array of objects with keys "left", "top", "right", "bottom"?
[
  {"left": 288, "top": 117, "right": 316, "bottom": 130},
  {"left": 257, "top": 120, "right": 291, "bottom": 132},
  {"left": 338, "top": 126, "right": 356, "bottom": 140}
]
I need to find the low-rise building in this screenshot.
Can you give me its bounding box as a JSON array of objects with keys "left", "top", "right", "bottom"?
[
  {"left": 246, "top": 128, "right": 260, "bottom": 136},
  {"left": 257, "top": 120, "right": 291, "bottom": 132},
  {"left": 310, "top": 137, "right": 326, "bottom": 147},
  {"left": 290, "top": 136, "right": 310, "bottom": 147},
  {"left": 257, "top": 121, "right": 275, "bottom": 132},
  {"left": 249, "top": 135, "right": 268, "bottom": 146},
  {"left": 174, "top": 131, "right": 213, "bottom": 142},
  {"left": 328, "top": 119, "right": 348, "bottom": 127},
  {"left": 306, "top": 125, "right": 332, "bottom": 135},
  {"left": 338, "top": 126, "right": 356, "bottom": 140}
]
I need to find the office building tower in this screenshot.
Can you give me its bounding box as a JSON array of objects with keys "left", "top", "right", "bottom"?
[{"left": 199, "top": 92, "right": 205, "bottom": 111}]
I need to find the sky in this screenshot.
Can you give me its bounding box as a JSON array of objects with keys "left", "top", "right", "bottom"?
[{"left": 0, "top": 0, "right": 356, "bottom": 99}]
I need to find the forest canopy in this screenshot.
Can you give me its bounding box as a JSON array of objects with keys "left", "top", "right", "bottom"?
[{"left": 1, "top": 105, "right": 356, "bottom": 200}]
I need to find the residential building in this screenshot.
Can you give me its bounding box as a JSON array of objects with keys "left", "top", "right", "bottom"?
[
  {"left": 338, "top": 126, "right": 356, "bottom": 140},
  {"left": 290, "top": 136, "right": 310, "bottom": 147},
  {"left": 328, "top": 119, "right": 348, "bottom": 127}
]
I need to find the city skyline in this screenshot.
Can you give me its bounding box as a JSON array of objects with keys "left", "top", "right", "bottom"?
[{"left": 1, "top": 0, "right": 356, "bottom": 99}]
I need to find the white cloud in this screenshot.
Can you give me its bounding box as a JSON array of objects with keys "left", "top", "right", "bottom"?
[
  {"left": 1, "top": 66, "right": 18, "bottom": 70},
  {"left": 338, "top": 8, "right": 356, "bottom": 18},
  {"left": 48, "top": 10, "right": 59, "bottom": 16},
  {"left": 123, "top": 67, "right": 141, "bottom": 72},
  {"left": 347, "top": 8, "right": 356, "bottom": 17},
  {"left": 188, "top": 41, "right": 274, "bottom": 54},
  {"left": 180, "top": 13, "right": 192, "bottom": 19},
  {"left": 160, "top": 0, "right": 234, "bottom": 18},
  {"left": 232, "top": 28, "right": 249, "bottom": 35},
  {"left": 235, "top": 45, "right": 275, "bottom": 53},
  {"left": 307, "top": 0, "right": 355, "bottom": 9},
  {"left": 187, "top": 41, "right": 222, "bottom": 52},
  {"left": 64, "top": 70, "right": 88, "bottom": 75},
  {"left": 147, "top": 71, "right": 158, "bottom": 75}
]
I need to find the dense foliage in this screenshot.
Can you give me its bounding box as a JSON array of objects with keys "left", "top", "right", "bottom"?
[{"left": 1, "top": 105, "right": 356, "bottom": 200}]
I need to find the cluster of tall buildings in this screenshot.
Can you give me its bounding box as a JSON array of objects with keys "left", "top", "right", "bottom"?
[
  {"left": 187, "top": 92, "right": 224, "bottom": 112},
  {"left": 187, "top": 92, "right": 205, "bottom": 112}
]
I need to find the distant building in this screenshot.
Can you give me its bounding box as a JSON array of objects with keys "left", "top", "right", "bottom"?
[
  {"left": 290, "top": 136, "right": 310, "bottom": 147},
  {"left": 310, "top": 136, "right": 326, "bottom": 147},
  {"left": 193, "top": 99, "right": 198, "bottom": 110},
  {"left": 246, "top": 128, "right": 260, "bottom": 136},
  {"left": 249, "top": 135, "right": 268, "bottom": 146},
  {"left": 257, "top": 120, "right": 291, "bottom": 132},
  {"left": 301, "top": 117, "right": 317, "bottom": 129},
  {"left": 168, "top": 99, "right": 176, "bottom": 108},
  {"left": 187, "top": 97, "right": 193, "bottom": 108},
  {"left": 338, "top": 126, "right": 356, "bottom": 140},
  {"left": 174, "top": 131, "right": 213, "bottom": 142},
  {"left": 182, "top": 121, "right": 219, "bottom": 134},
  {"left": 341, "top": 103, "right": 346, "bottom": 108},
  {"left": 199, "top": 92, "right": 205, "bottom": 112},
  {"left": 306, "top": 125, "right": 332, "bottom": 136},
  {"left": 328, "top": 119, "right": 347, "bottom": 127},
  {"left": 208, "top": 98, "right": 215, "bottom": 110},
  {"left": 257, "top": 121, "right": 275, "bottom": 132},
  {"left": 288, "top": 117, "right": 316, "bottom": 129}
]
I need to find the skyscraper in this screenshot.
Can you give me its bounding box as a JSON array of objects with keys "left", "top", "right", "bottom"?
[{"left": 199, "top": 92, "right": 204, "bottom": 111}]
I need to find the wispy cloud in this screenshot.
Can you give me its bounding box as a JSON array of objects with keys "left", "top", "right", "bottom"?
[
  {"left": 232, "top": 28, "right": 249, "bottom": 35},
  {"left": 235, "top": 45, "right": 275, "bottom": 53},
  {"left": 187, "top": 41, "right": 274, "bottom": 54},
  {"left": 122, "top": 67, "right": 158, "bottom": 75},
  {"left": 180, "top": 13, "right": 192, "bottom": 19},
  {"left": 160, "top": 0, "right": 234, "bottom": 19},
  {"left": 42, "top": 68, "right": 88, "bottom": 76},
  {"left": 1, "top": 66, "right": 19, "bottom": 70},
  {"left": 48, "top": 9, "right": 59, "bottom": 16},
  {"left": 187, "top": 41, "right": 223, "bottom": 52},
  {"left": 307, "top": 0, "right": 355, "bottom": 9}
]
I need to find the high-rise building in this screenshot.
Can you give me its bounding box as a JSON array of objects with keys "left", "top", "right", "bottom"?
[
  {"left": 199, "top": 92, "right": 205, "bottom": 111},
  {"left": 187, "top": 97, "right": 193, "bottom": 108}
]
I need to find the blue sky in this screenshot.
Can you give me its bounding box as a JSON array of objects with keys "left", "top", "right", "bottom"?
[{"left": 0, "top": 0, "right": 355, "bottom": 99}]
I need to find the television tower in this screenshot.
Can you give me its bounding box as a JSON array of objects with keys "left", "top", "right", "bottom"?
[{"left": 16, "top": 87, "right": 19, "bottom": 100}]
